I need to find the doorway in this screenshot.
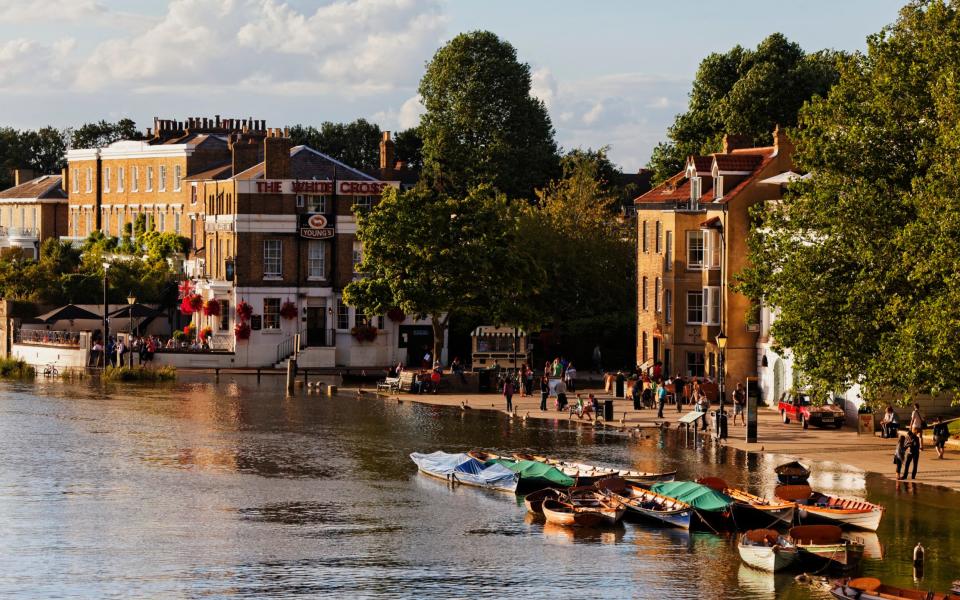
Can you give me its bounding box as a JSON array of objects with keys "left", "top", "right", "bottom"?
[{"left": 306, "top": 306, "right": 329, "bottom": 347}]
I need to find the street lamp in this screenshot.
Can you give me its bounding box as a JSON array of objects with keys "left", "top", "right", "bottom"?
[
  {"left": 102, "top": 262, "right": 110, "bottom": 368},
  {"left": 716, "top": 331, "right": 727, "bottom": 439},
  {"left": 127, "top": 291, "right": 137, "bottom": 367}
]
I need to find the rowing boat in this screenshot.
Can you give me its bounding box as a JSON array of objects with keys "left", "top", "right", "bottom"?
[
  {"left": 738, "top": 529, "right": 800, "bottom": 572},
  {"left": 775, "top": 461, "right": 811, "bottom": 485},
  {"left": 699, "top": 477, "right": 795, "bottom": 528},
  {"left": 467, "top": 449, "right": 501, "bottom": 462},
  {"left": 608, "top": 484, "right": 694, "bottom": 529},
  {"left": 568, "top": 490, "right": 627, "bottom": 524},
  {"left": 409, "top": 451, "right": 519, "bottom": 493},
  {"left": 512, "top": 453, "right": 676, "bottom": 485},
  {"left": 776, "top": 485, "right": 884, "bottom": 531},
  {"left": 541, "top": 499, "right": 605, "bottom": 528},
  {"left": 523, "top": 488, "right": 564, "bottom": 515},
  {"left": 789, "top": 525, "right": 864, "bottom": 570},
  {"left": 830, "top": 577, "right": 956, "bottom": 599}
]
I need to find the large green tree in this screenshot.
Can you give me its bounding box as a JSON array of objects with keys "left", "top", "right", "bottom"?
[
  {"left": 739, "top": 1, "right": 960, "bottom": 403},
  {"left": 289, "top": 119, "right": 383, "bottom": 170},
  {"left": 69, "top": 118, "right": 140, "bottom": 149},
  {"left": 344, "top": 185, "right": 543, "bottom": 362},
  {"left": 418, "top": 31, "right": 559, "bottom": 200},
  {"left": 648, "top": 33, "right": 843, "bottom": 183}
]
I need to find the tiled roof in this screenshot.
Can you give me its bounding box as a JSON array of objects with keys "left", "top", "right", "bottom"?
[
  {"left": 183, "top": 161, "right": 233, "bottom": 181},
  {"left": 635, "top": 146, "right": 775, "bottom": 205},
  {"left": 232, "top": 146, "right": 378, "bottom": 182},
  {"left": 714, "top": 154, "right": 762, "bottom": 172},
  {"left": 0, "top": 174, "right": 67, "bottom": 200},
  {"left": 690, "top": 156, "right": 712, "bottom": 173}
]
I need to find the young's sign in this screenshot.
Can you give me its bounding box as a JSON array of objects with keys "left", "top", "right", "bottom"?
[{"left": 299, "top": 213, "right": 334, "bottom": 239}]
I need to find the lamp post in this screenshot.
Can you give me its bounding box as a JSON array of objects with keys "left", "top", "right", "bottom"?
[
  {"left": 716, "top": 331, "right": 727, "bottom": 439},
  {"left": 127, "top": 291, "right": 137, "bottom": 367},
  {"left": 102, "top": 262, "right": 110, "bottom": 368}
]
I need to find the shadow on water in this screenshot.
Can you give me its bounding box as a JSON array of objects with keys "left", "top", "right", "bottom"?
[{"left": 0, "top": 376, "right": 956, "bottom": 599}]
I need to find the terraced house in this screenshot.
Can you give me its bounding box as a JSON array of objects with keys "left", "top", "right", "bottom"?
[
  {"left": 0, "top": 169, "right": 68, "bottom": 258},
  {"left": 633, "top": 128, "right": 795, "bottom": 395}
]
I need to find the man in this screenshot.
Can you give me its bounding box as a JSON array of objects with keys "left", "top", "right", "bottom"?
[
  {"left": 910, "top": 403, "right": 925, "bottom": 450},
  {"left": 732, "top": 383, "right": 746, "bottom": 426},
  {"left": 555, "top": 377, "right": 568, "bottom": 411},
  {"left": 674, "top": 373, "right": 686, "bottom": 413},
  {"left": 932, "top": 416, "right": 949, "bottom": 459},
  {"left": 657, "top": 382, "right": 667, "bottom": 419},
  {"left": 631, "top": 379, "right": 641, "bottom": 410},
  {"left": 900, "top": 430, "right": 921, "bottom": 480}
]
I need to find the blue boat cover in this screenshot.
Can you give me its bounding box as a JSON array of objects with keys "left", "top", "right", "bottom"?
[{"left": 410, "top": 451, "right": 519, "bottom": 492}]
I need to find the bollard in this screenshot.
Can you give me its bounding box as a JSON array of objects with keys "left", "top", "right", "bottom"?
[
  {"left": 286, "top": 359, "right": 297, "bottom": 395},
  {"left": 913, "top": 542, "right": 924, "bottom": 582},
  {"left": 304, "top": 370, "right": 309, "bottom": 385},
  {"left": 257, "top": 368, "right": 261, "bottom": 383},
  {"left": 327, "top": 384, "right": 338, "bottom": 397},
  {"left": 215, "top": 368, "right": 220, "bottom": 382}
]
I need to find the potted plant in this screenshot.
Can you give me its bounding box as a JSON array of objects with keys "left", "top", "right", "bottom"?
[
  {"left": 350, "top": 324, "right": 378, "bottom": 343},
  {"left": 188, "top": 294, "right": 203, "bottom": 312},
  {"left": 203, "top": 299, "right": 221, "bottom": 317},
  {"left": 236, "top": 301, "right": 253, "bottom": 321},
  {"left": 199, "top": 326, "right": 213, "bottom": 341},
  {"left": 387, "top": 307, "right": 406, "bottom": 323},
  {"left": 180, "top": 296, "right": 195, "bottom": 315},
  {"left": 183, "top": 324, "right": 196, "bottom": 339},
  {"left": 235, "top": 322, "right": 251, "bottom": 341},
  {"left": 280, "top": 300, "right": 298, "bottom": 320}
]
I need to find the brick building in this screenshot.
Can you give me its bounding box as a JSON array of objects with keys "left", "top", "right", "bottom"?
[
  {"left": 0, "top": 169, "right": 69, "bottom": 258},
  {"left": 633, "top": 128, "right": 795, "bottom": 392}
]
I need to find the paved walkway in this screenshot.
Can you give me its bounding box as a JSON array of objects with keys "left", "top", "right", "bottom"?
[{"left": 359, "top": 384, "right": 960, "bottom": 492}]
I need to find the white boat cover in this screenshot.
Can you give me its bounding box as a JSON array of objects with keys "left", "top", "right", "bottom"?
[{"left": 410, "top": 451, "right": 519, "bottom": 492}]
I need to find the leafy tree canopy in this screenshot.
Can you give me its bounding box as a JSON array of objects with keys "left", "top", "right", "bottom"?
[
  {"left": 418, "top": 31, "right": 559, "bottom": 199},
  {"left": 69, "top": 118, "right": 141, "bottom": 150},
  {"left": 739, "top": 0, "right": 960, "bottom": 404},
  {"left": 647, "top": 33, "right": 843, "bottom": 184}
]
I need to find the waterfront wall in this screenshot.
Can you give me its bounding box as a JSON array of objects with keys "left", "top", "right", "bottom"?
[{"left": 12, "top": 333, "right": 91, "bottom": 369}]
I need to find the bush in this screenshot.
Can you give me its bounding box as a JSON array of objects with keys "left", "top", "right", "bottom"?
[
  {"left": 0, "top": 357, "right": 35, "bottom": 379},
  {"left": 103, "top": 366, "right": 176, "bottom": 382}
]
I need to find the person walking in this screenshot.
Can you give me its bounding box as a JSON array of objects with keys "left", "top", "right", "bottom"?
[
  {"left": 932, "top": 416, "right": 949, "bottom": 459},
  {"left": 893, "top": 434, "right": 906, "bottom": 478},
  {"left": 555, "top": 378, "right": 568, "bottom": 411},
  {"left": 732, "top": 383, "right": 746, "bottom": 426},
  {"left": 674, "top": 373, "right": 686, "bottom": 413},
  {"left": 524, "top": 365, "right": 534, "bottom": 398},
  {"left": 910, "top": 403, "right": 925, "bottom": 450},
  {"left": 900, "top": 430, "right": 921, "bottom": 480},
  {"left": 565, "top": 362, "right": 577, "bottom": 393},
  {"left": 502, "top": 378, "right": 515, "bottom": 413},
  {"left": 539, "top": 375, "right": 549, "bottom": 411},
  {"left": 656, "top": 380, "right": 666, "bottom": 418}
]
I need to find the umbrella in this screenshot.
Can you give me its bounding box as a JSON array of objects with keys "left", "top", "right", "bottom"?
[
  {"left": 107, "top": 303, "right": 162, "bottom": 319},
  {"left": 35, "top": 304, "right": 102, "bottom": 324}
]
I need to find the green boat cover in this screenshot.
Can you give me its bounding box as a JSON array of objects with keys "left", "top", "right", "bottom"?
[
  {"left": 490, "top": 459, "right": 575, "bottom": 487},
  {"left": 651, "top": 481, "right": 733, "bottom": 512}
]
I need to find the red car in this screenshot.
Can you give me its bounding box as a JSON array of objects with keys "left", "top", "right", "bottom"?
[{"left": 778, "top": 392, "right": 844, "bottom": 429}]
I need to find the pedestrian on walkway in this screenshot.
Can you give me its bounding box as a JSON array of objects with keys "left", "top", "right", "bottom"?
[
  {"left": 932, "top": 416, "right": 949, "bottom": 459},
  {"left": 631, "top": 380, "right": 641, "bottom": 410},
  {"left": 539, "top": 375, "right": 549, "bottom": 411},
  {"left": 657, "top": 382, "right": 667, "bottom": 418},
  {"left": 900, "top": 430, "right": 921, "bottom": 480},
  {"left": 910, "top": 403, "right": 925, "bottom": 450},
  {"left": 893, "top": 434, "right": 906, "bottom": 478},
  {"left": 555, "top": 378, "right": 568, "bottom": 411},
  {"left": 675, "top": 374, "right": 686, "bottom": 413},
  {"left": 732, "top": 383, "right": 746, "bottom": 426},
  {"left": 524, "top": 365, "right": 534, "bottom": 397},
  {"left": 502, "top": 378, "right": 514, "bottom": 413},
  {"left": 565, "top": 362, "right": 577, "bottom": 392}
]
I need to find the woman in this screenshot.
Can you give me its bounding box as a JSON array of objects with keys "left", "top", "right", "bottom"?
[
  {"left": 932, "top": 416, "right": 949, "bottom": 459},
  {"left": 880, "top": 406, "right": 899, "bottom": 439},
  {"left": 524, "top": 365, "right": 534, "bottom": 398},
  {"left": 900, "top": 430, "right": 921, "bottom": 480},
  {"left": 893, "top": 434, "right": 906, "bottom": 478},
  {"left": 502, "top": 378, "right": 515, "bottom": 413},
  {"left": 539, "top": 375, "right": 550, "bottom": 411},
  {"left": 909, "top": 403, "right": 924, "bottom": 450},
  {"left": 565, "top": 362, "right": 577, "bottom": 393}
]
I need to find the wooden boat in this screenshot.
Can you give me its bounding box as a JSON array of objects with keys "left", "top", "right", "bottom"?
[
  {"left": 776, "top": 485, "right": 884, "bottom": 531},
  {"left": 775, "top": 461, "right": 811, "bottom": 485},
  {"left": 737, "top": 529, "right": 800, "bottom": 572},
  {"left": 608, "top": 484, "right": 694, "bottom": 529},
  {"left": 513, "top": 453, "right": 676, "bottom": 485},
  {"left": 789, "top": 525, "right": 864, "bottom": 569},
  {"left": 699, "top": 477, "right": 795, "bottom": 528},
  {"left": 568, "top": 490, "right": 627, "bottom": 524},
  {"left": 409, "top": 452, "right": 519, "bottom": 493},
  {"left": 523, "top": 488, "right": 564, "bottom": 515},
  {"left": 467, "top": 450, "right": 500, "bottom": 462},
  {"left": 541, "top": 499, "right": 605, "bottom": 528},
  {"left": 830, "top": 577, "right": 956, "bottom": 599}
]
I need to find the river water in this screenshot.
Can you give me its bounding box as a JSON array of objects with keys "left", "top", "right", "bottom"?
[{"left": 0, "top": 376, "right": 957, "bottom": 599}]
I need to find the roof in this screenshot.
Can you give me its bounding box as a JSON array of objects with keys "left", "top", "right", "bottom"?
[
  {"left": 183, "top": 161, "right": 233, "bottom": 182},
  {"left": 635, "top": 146, "right": 775, "bottom": 206},
  {"left": 713, "top": 154, "right": 762, "bottom": 173},
  {"left": 231, "top": 145, "right": 378, "bottom": 182},
  {"left": 0, "top": 174, "right": 67, "bottom": 201}
]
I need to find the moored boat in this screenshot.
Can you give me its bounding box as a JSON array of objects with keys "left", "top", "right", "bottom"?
[
  {"left": 513, "top": 453, "right": 676, "bottom": 485},
  {"left": 699, "top": 477, "right": 795, "bottom": 529},
  {"left": 650, "top": 481, "right": 735, "bottom": 531},
  {"left": 775, "top": 461, "right": 811, "bottom": 485},
  {"left": 830, "top": 577, "right": 956, "bottom": 599},
  {"left": 568, "top": 490, "right": 627, "bottom": 524},
  {"left": 489, "top": 458, "right": 576, "bottom": 493},
  {"left": 409, "top": 451, "right": 519, "bottom": 493},
  {"left": 523, "top": 488, "right": 564, "bottom": 515},
  {"left": 776, "top": 485, "right": 884, "bottom": 531},
  {"left": 467, "top": 449, "right": 501, "bottom": 462},
  {"left": 608, "top": 484, "right": 694, "bottom": 529},
  {"left": 737, "top": 529, "right": 800, "bottom": 572},
  {"left": 542, "top": 499, "right": 605, "bottom": 528},
  {"left": 789, "top": 525, "right": 864, "bottom": 570}
]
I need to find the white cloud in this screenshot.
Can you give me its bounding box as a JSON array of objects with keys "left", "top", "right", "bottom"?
[
  {"left": 530, "top": 67, "right": 557, "bottom": 110},
  {"left": 0, "top": 0, "right": 107, "bottom": 22},
  {"left": 397, "top": 95, "right": 424, "bottom": 129}
]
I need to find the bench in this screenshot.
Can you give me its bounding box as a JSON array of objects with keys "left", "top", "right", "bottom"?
[
  {"left": 377, "top": 376, "right": 401, "bottom": 393},
  {"left": 398, "top": 371, "right": 417, "bottom": 392}
]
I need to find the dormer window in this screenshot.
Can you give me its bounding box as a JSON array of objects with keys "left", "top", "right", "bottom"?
[
  {"left": 690, "top": 176, "right": 701, "bottom": 209},
  {"left": 715, "top": 175, "right": 724, "bottom": 201}
]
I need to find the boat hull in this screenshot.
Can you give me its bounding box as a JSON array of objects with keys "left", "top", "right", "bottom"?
[
  {"left": 797, "top": 542, "right": 864, "bottom": 570},
  {"left": 417, "top": 467, "right": 519, "bottom": 493},
  {"left": 733, "top": 501, "right": 796, "bottom": 529},
  {"left": 524, "top": 488, "right": 563, "bottom": 515},
  {"left": 738, "top": 543, "right": 799, "bottom": 572},
  {"left": 798, "top": 506, "right": 883, "bottom": 532},
  {"left": 611, "top": 487, "right": 693, "bottom": 530},
  {"left": 542, "top": 500, "right": 605, "bottom": 528}
]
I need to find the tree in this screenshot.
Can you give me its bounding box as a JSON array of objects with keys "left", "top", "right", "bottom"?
[
  {"left": 69, "top": 118, "right": 140, "bottom": 149},
  {"left": 418, "top": 31, "right": 559, "bottom": 199},
  {"left": 289, "top": 119, "right": 382, "bottom": 170},
  {"left": 648, "top": 33, "right": 843, "bottom": 183},
  {"left": 739, "top": 1, "right": 960, "bottom": 404},
  {"left": 344, "top": 185, "right": 543, "bottom": 363},
  {"left": 394, "top": 127, "right": 423, "bottom": 170}
]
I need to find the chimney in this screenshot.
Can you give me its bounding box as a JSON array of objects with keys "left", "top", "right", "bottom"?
[
  {"left": 61, "top": 167, "right": 69, "bottom": 192},
  {"left": 379, "top": 131, "right": 395, "bottom": 172},
  {"left": 232, "top": 139, "right": 260, "bottom": 176},
  {"left": 722, "top": 134, "right": 752, "bottom": 154},
  {"left": 773, "top": 125, "right": 793, "bottom": 157},
  {"left": 13, "top": 168, "right": 35, "bottom": 186},
  {"left": 263, "top": 130, "right": 292, "bottom": 179},
  {"left": 394, "top": 160, "right": 407, "bottom": 172}
]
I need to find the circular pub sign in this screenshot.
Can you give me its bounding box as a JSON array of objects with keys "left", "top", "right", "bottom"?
[{"left": 300, "top": 213, "right": 334, "bottom": 239}]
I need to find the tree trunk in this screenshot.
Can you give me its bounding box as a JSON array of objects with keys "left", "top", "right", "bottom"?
[{"left": 432, "top": 314, "right": 448, "bottom": 367}]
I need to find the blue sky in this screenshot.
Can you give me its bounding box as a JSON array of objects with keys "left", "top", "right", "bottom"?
[{"left": 0, "top": 0, "right": 905, "bottom": 170}]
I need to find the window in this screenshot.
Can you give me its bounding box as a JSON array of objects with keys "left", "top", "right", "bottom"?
[
  {"left": 263, "top": 240, "right": 282, "bottom": 277},
  {"left": 263, "top": 298, "right": 280, "bottom": 330},
  {"left": 132, "top": 166, "right": 139, "bottom": 192},
  {"left": 686, "top": 231, "right": 704, "bottom": 269},
  {"left": 118, "top": 167, "right": 124, "bottom": 192},
  {"left": 308, "top": 195, "right": 328, "bottom": 213},
  {"left": 146, "top": 166, "right": 154, "bottom": 191},
  {"left": 704, "top": 229, "right": 721, "bottom": 269},
  {"left": 158, "top": 211, "right": 166, "bottom": 232},
  {"left": 308, "top": 240, "right": 326, "bottom": 279},
  {"left": 655, "top": 278, "right": 662, "bottom": 312},
  {"left": 72, "top": 170, "right": 79, "bottom": 193},
  {"left": 354, "top": 307, "right": 367, "bottom": 328},
  {"left": 85, "top": 210, "right": 92, "bottom": 235},
  {"left": 353, "top": 196, "right": 373, "bottom": 211},
  {"left": 686, "top": 352, "right": 705, "bottom": 377},
  {"left": 296, "top": 194, "right": 304, "bottom": 208},
  {"left": 655, "top": 221, "right": 662, "bottom": 253},
  {"left": 174, "top": 212, "right": 181, "bottom": 235},
  {"left": 642, "top": 332, "right": 648, "bottom": 361},
  {"left": 641, "top": 277, "right": 648, "bottom": 311},
  {"left": 665, "top": 289, "right": 673, "bottom": 323},
  {"left": 71, "top": 210, "right": 78, "bottom": 237},
  {"left": 641, "top": 221, "right": 648, "bottom": 252},
  {"left": 85, "top": 167, "right": 92, "bottom": 192},
  {"left": 101, "top": 208, "right": 108, "bottom": 233},
  {"left": 337, "top": 298, "right": 349, "bottom": 330},
  {"left": 352, "top": 241, "right": 363, "bottom": 274},
  {"left": 714, "top": 175, "right": 724, "bottom": 201},
  {"left": 665, "top": 231, "right": 673, "bottom": 271},
  {"left": 219, "top": 300, "right": 230, "bottom": 331},
  {"left": 687, "top": 290, "right": 703, "bottom": 324},
  {"left": 190, "top": 183, "right": 197, "bottom": 204},
  {"left": 704, "top": 286, "right": 721, "bottom": 325},
  {"left": 690, "top": 176, "right": 701, "bottom": 209},
  {"left": 146, "top": 213, "right": 153, "bottom": 231},
  {"left": 118, "top": 209, "right": 126, "bottom": 237},
  {"left": 104, "top": 167, "right": 111, "bottom": 193},
  {"left": 173, "top": 165, "right": 182, "bottom": 191},
  {"left": 159, "top": 165, "right": 167, "bottom": 192}
]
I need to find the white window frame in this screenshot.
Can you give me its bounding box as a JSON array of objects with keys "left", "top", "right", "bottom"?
[
  {"left": 690, "top": 176, "right": 701, "bottom": 209},
  {"left": 308, "top": 195, "right": 328, "bottom": 213},
  {"left": 704, "top": 286, "right": 721, "bottom": 325},
  {"left": 353, "top": 196, "right": 373, "bottom": 211},
  {"left": 132, "top": 166, "right": 139, "bottom": 192},
  {"left": 117, "top": 167, "right": 124, "bottom": 192},
  {"left": 158, "top": 210, "right": 166, "bottom": 232},
  {"left": 159, "top": 165, "right": 167, "bottom": 192},
  {"left": 85, "top": 167, "right": 92, "bottom": 192},
  {"left": 104, "top": 167, "right": 111, "bottom": 193},
  {"left": 72, "top": 169, "right": 79, "bottom": 193},
  {"left": 352, "top": 240, "right": 363, "bottom": 274},
  {"left": 703, "top": 229, "right": 721, "bottom": 270},
  {"left": 655, "top": 221, "right": 662, "bottom": 253},
  {"left": 146, "top": 166, "right": 154, "bottom": 192},
  {"left": 686, "top": 230, "right": 704, "bottom": 270},
  {"left": 641, "top": 221, "right": 648, "bottom": 253},
  {"left": 714, "top": 175, "right": 724, "bottom": 201},
  {"left": 263, "top": 239, "right": 282, "bottom": 278},
  {"left": 308, "top": 240, "right": 326, "bottom": 280},
  {"left": 173, "top": 165, "right": 182, "bottom": 191},
  {"left": 641, "top": 277, "right": 648, "bottom": 311},
  {"left": 686, "top": 290, "right": 703, "bottom": 325},
  {"left": 84, "top": 210, "right": 92, "bottom": 235},
  {"left": 655, "top": 278, "right": 662, "bottom": 312},
  {"left": 263, "top": 298, "right": 281, "bottom": 330},
  {"left": 665, "top": 289, "right": 672, "bottom": 324},
  {"left": 174, "top": 212, "right": 181, "bottom": 235},
  {"left": 336, "top": 298, "right": 349, "bottom": 330}
]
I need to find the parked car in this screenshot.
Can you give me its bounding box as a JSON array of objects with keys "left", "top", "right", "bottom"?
[{"left": 778, "top": 392, "right": 845, "bottom": 429}]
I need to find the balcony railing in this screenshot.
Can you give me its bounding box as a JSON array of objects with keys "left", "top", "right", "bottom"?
[
  {"left": 14, "top": 329, "right": 81, "bottom": 347},
  {"left": 5, "top": 227, "right": 39, "bottom": 239}
]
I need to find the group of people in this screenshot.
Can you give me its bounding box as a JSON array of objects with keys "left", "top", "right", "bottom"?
[
  {"left": 628, "top": 367, "right": 748, "bottom": 431},
  {"left": 888, "top": 403, "right": 952, "bottom": 481},
  {"left": 91, "top": 335, "right": 161, "bottom": 367}
]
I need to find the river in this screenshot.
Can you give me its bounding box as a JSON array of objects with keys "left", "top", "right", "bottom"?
[{"left": 0, "top": 376, "right": 957, "bottom": 599}]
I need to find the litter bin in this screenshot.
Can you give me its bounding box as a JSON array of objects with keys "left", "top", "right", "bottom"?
[
  {"left": 604, "top": 399, "right": 615, "bottom": 422},
  {"left": 477, "top": 369, "right": 491, "bottom": 393},
  {"left": 615, "top": 373, "right": 625, "bottom": 398},
  {"left": 714, "top": 410, "right": 728, "bottom": 440}
]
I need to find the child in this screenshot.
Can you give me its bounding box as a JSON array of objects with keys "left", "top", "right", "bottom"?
[{"left": 893, "top": 435, "right": 906, "bottom": 478}]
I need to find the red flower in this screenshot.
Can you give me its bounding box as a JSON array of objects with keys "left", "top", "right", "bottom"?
[
  {"left": 199, "top": 327, "right": 213, "bottom": 340},
  {"left": 235, "top": 322, "right": 251, "bottom": 340},
  {"left": 280, "top": 300, "right": 298, "bottom": 320},
  {"left": 183, "top": 324, "right": 196, "bottom": 337},
  {"left": 203, "top": 299, "right": 221, "bottom": 317},
  {"left": 236, "top": 301, "right": 253, "bottom": 321},
  {"left": 180, "top": 296, "right": 195, "bottom": 315},
  {"left": 188, "top": 294, "right": 204, "bottom": 311}
]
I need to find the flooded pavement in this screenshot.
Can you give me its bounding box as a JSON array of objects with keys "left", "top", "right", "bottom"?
[{"left": 0, "top": 376, "right": 956, "bottom": 598}]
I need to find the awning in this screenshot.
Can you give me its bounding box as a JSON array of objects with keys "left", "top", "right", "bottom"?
[
  {"left": 759, "top": 171, "right": 809, "bottom": 185},
  {"left": 108, "top": 303, "right": 162, "bottom": 319},
  {"left": 35, "top": 304, "right": 102, "bottom": 323}
]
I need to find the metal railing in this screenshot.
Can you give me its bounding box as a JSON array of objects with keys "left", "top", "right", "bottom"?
[
  {"left": 5, "top": 227, "right": 39, "bottom": 238},
  {"left": 14, "top": 329, "right": 81, "bottom": 347},
  {"left": 276, "top": 335, "right": 296, "bottom": 363}
]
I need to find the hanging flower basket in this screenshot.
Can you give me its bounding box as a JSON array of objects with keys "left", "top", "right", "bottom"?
[
  {"left": 350, "top": 324, "right": 378, "bottom": 343},
  {"left": 387, "top": 307, "right": 406, "bottom": 323},
  {"left": 236, "top": 301, "right": 253, "bottom": 321},
  {"left": 235, "top": 322, "right": 252, "bottom": 340},
  {"left": 203, "top": 299, "right": 221, "bottom": 317},
  {"left": 183, "top": 324, "right": 196, "bottom": 338},
  {"left": 199, "top": 326, "right": 213, "bottom": 341},
  {"left": 180, "top": 296, "right": 195, "bottom": 315},
  {"left": 188, "top": 294, "right": 204, "bottom": 312},
  {"left": 280, "top": 300, "right": 298, "bottom": 320}
]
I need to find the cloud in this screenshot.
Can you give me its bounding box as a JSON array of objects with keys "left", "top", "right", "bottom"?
[
  {"left": 0, "top": 0, "right": 107, "bottom": 22},
  {"left": 530, "top": 67, "right": 557, "bottom": 111}
]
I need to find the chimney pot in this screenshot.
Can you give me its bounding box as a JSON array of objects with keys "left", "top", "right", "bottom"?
[
  {"left": 215, "top": 115, "right": 221, "bottom": 127},
  {"left": 722, "top": 133, "right": 753, "bottom": 154}
]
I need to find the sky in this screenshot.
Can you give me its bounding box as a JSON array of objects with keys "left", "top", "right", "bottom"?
[{"left": 0, "top": 0, "right": 906, "bottom": 171}]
